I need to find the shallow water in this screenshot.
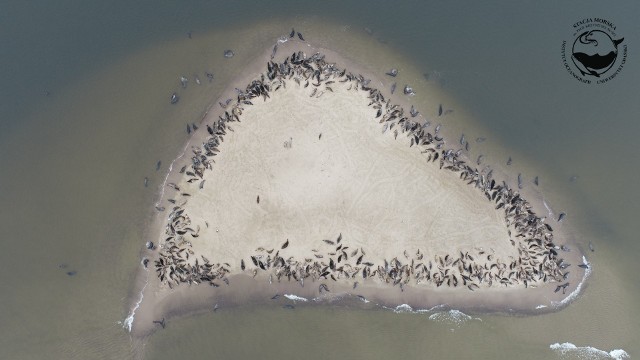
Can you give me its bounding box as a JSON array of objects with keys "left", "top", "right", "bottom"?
[{"left": 0, "top": 1, "right": 638, "bottom": 359}]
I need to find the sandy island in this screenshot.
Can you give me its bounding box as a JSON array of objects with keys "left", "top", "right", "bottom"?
[{"left": 126, "top": 36, "right": 587, "bottom": 337}]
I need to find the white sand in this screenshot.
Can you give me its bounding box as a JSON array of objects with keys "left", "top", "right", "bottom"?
[{"left": 175, "top": 82, "right": 512, "bottom": 273}]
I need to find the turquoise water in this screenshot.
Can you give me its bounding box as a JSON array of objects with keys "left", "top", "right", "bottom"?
[{"left": 0, "top": 1, "right": 638, "bottom": 359}]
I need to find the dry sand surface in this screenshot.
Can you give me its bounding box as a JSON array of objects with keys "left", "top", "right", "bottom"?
[
  {"left": 181, "top": 83, "right": 512, "bottom": 271},
  {"left": 127, "top": 39, "right": 586, "bottom": 336}
]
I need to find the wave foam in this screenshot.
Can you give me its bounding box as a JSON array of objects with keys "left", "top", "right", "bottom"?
[
  {"left": 156, "top": 141, "right": 191, "bottom": 208},
  {"left": 284, "top": 294, "right": 308, "bottom": 302},
  {"left": 123, "top": 280, "right": 148, "bottom": 332},
  {"left": 550, "top": 342, "right": 629, "bottom": 360},
  {"left": 428, "top": 310, "right": 481, "bottom": 326},
  {"left": 392, "top": 304, "right": 414, "bottom": 313},
  {"left": 543, "top": 199, "right": 555, "bottom": 218},
  {"left": 424, "top": 304, "right": 448, "bottom": 312},
  {"left": 382, "top": 303, "right": 448, "bottom": 314},
  {"left": 552, "top": 255, "right": 591, "bottom": 308}
]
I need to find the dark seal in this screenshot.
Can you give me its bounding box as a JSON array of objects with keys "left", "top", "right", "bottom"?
[{"left": 561, "top": 18, "right": 627, "bottom": 84}]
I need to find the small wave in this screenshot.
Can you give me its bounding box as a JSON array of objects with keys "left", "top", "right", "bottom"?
[
  {"left": 552, "top": 255, "right": 591, "bottom": 308},
  {"left": 536, "top": 304, "right": 548, "bottom": 309},
  {"left": 382, "top": 303, "right": 447, "bottom": 314},
  {"left": 284, "top": 294, "right": 308, "bottom": 302},
  {"left": 423, "top": 304, "right": 448, "bottom": 312},
  {"left": 156, "top": 141, "right": 191, "bottom": 208},
  {"left": 123, "top": 280, "right": 148, "bottom": 332},
  {"left": 312, "top": 293, "right": 347, "bottom": 303},
  {"left": 393, "top": 304, "right": 414, "bottom": 313},
  {"left": 380, "top": 304, "right": 414, "bottom": 313},
  {"left": 550, "top": 342, "right": 629, "bottom": 360},
  {"left": 543, "top": 199, "right": 554, "bottom": 218},
  {"left": 428, "top": 310, "right": 481, "bottom": 326}
]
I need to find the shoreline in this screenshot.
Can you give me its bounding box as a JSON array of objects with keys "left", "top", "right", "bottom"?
[{"left": 125, "top": 33, "right": 587, "bottom": 338}]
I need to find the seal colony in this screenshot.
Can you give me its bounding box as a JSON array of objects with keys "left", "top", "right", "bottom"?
[
  {"left": 128, "top": 32, "right": 586, "bottom": 336},
  {"left": 156, "top": 51, "right": 567, "bottom": 290}
]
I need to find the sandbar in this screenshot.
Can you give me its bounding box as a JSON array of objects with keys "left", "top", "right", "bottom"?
[{"left": 126, "top": 36, "right": 586, "bottom": 337}]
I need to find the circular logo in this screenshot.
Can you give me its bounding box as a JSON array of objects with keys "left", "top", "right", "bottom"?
[
  {"left": 561, "top": 18, "right": 627, "bottom": 84},
  {"left": 572, "top": 30, "right": 623, "bottom": 77}
]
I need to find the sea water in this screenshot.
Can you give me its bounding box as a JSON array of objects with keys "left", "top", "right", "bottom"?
[{"left": 0, "top": 1, "right": 638, "bottom": 359}]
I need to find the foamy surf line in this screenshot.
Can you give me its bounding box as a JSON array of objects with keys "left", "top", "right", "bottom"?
[
  {"left": 284, "top": 294, "right": 308, "bottom": 302},
  {"left": 428, "top": 309, "right": 482, "bottom": 326},
  {"left": 550, "top": 342, "right": 629, "bottom": 360},
  {"left": 552, "top": 255, "right": 591, "bottom": 308},
  {"left": 124, "top": 280, "right": 148, "bottom": 332},
  {"left": 353, "top": 294, "right": 370, "bottom": 303},
  {"left": 157, "top": 97, "right": 221, "bottom": 205},
  {"left": 387, "top": 304, "right": 414, "bottom": 313},
  {"left": 155, "top": 141, "right": 191, "bottom": 207},
  {"left": 382, "top": 304, "right": 481, "bottom": 326},
  {"left": 381, "top": 303, "right": 448, "bottom": 313}
]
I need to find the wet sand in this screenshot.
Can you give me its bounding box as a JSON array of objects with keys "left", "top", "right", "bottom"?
[{"left": 127, "top": 37, "right": 586, "bottom": 337}]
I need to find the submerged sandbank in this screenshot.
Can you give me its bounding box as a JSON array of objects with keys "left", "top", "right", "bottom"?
[{"left": 126, "top": 34, "right": 586, "bottom": 337}]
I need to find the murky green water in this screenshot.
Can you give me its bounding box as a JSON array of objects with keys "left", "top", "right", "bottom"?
[{"left": 1, "top": 1, "right": 638, "bottom": 359}]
